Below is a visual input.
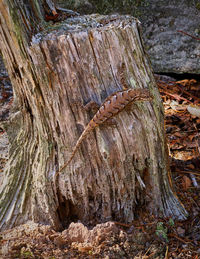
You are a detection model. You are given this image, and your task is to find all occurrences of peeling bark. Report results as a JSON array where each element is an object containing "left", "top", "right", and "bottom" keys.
[{"left": 0, "top": 0, "right": 188, "bottom": 231}]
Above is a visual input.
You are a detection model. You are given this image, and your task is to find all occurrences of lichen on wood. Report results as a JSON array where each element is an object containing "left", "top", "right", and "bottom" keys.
[
  {"left": 0, "top": 4, "right": 188, "bottom": 231},
  {"left": 30, "top": 14, "right": 187, "bottom": 225}
]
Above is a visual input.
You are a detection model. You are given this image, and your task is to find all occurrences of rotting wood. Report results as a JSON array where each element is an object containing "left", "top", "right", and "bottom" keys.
[
  {"left": 0, "top": 0, "right": 188, "bottom": 231},
  {"left": 57, "top": 88, "right": 152, "bottom": 173}
]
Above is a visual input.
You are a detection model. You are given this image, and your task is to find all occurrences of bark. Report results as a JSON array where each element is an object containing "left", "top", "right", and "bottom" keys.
[{"left": 0, "top": 1, "right": 188, "bottom": 231}]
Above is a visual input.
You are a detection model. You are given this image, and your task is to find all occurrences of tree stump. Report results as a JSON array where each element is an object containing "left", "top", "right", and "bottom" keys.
[{"left": 0, "top": 3, "right": 188, "bottom": 231}]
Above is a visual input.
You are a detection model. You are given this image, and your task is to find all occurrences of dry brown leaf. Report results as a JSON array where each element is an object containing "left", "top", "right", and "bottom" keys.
[
  {"left": 187, "top": 164, "right": 195, "bottom": 170},
  {"left": 174, "top": 132, "right": 183, "bottom": 138},
  {"left": 78, "top": 245, "right": 93, "bottom": 252},
  {"left": 188, "top": 135, "right": 195, "bottom": 141},
  {"left": 176, "top": 79, "right": 190, "bottom": 86},
  {"left": 182, "top": 175, "right": 192, "bottom": 190},
  {"left": 189, "top": 79, "right": 197, "bottom": 84}
]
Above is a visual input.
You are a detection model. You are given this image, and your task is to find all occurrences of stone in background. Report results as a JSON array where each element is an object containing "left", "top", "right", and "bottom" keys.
[
  {"left": 0, "top": 54, "right": 8, "bottom": 77},
  {"left": 56, "top": 0, "right": 200, "bottom": 74}
]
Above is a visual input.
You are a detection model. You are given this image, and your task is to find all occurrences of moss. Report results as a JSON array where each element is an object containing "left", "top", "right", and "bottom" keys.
[
  {"left": 8, "top": 0, "right": 45, "bottom": 49},
  {"left": 20, "top": 250, "right": 34, "bottom": 258},
  {"left": 196, "top": 2, "right": 200, "bottom": 10},
  {"left": 67, "top": 0, "right": 148, "bottom": 17},
  {"left": 194, "top": 28, "right": 200, "bottom": 35},
  {"left": 169, "top": 18, "right": 175, "bottom": 27}
]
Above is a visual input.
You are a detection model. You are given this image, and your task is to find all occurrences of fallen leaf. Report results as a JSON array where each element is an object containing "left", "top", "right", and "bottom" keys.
[
  {"left": 188, "top": 135, "right": 194, "bottom": 141},
  {"left": 182, "top": 175, "right": 192, "bottom": 190},
  {"left": 187, "top": 164, "right": 195, "bottom": 170},
  {"left": 174, "top": 132, "right": 183, "bottom": 138},
  {"left": 78, "top": 245, "right": 93, "bottom": 252},
  {"left": 176, "top": 79, "right": 190, "bottom": 86}
]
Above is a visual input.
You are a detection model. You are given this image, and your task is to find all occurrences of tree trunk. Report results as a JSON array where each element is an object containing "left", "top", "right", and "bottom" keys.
[{"left": 0, "top": 1, "right": 188, "bottom": 231}]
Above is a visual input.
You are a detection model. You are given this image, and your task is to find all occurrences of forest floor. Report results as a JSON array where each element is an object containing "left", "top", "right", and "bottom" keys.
[{"left": 0, "top": 70, "right": 200, "bottom": 258}]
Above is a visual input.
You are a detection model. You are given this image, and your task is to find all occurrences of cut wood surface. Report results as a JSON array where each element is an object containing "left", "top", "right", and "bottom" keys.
[
  {"left": 29, "top": 14, "right": 187, "bottom": 225},
  {"left": 0, "top": 4, "right": 187, "bottom": 231}
]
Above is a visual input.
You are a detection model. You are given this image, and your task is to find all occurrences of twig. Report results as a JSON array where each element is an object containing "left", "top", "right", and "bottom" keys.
[
  {"left": 114, "top": 221, "right": 156, "bottom": 228},
  {"left": 168, "top": 233, "right": 192, "bottom": 244},
  {"left": 164, "top": 245, "right": 169, "bottom": 259},
  {"left": 175, "top": 85, "right": 200, "bottom": 102},
  {"left": 114, "top": 221, "right": 132, "bottom": 227},
  {"left": 159, "top": 88, "right": 193, "bottom": 103},
  {"left": 193, "top": 123, "right": 200, "bottom": 155},
  {"left": 157, "top": 81, "right": 200, "bottom": 102},
  {"left": 177, "top": 30, "right": 200, "bottom": 41},
  {"left": 144, "top": 244, "right": 154, "bottom": 256},
  {"left": 176, "top": 170, "right": 200, "bottom": 176}
]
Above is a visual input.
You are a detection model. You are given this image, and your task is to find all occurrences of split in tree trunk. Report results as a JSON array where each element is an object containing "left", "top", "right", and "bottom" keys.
[{"left": 0, "top": 0, "right": 188, "bottom": 231}]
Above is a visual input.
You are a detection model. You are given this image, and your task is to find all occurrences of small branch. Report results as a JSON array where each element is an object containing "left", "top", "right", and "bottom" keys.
[
  {"left": 159, "top": 88, "right": 193, "bottom": 104},
  {"left": 176, "top": 170, "right": 200, "bottom": 177},
  {"left": 177, "top": 30, "right": 200, "bottom": 41},
  {"left": 168, "top": 233, "right": 192, "bottom": 244}
]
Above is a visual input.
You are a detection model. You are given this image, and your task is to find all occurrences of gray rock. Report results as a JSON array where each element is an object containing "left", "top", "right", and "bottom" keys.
[
  {"left": 56, "top": 0, "right": 200, "bottom": 74},
  {"left": 141, "top": 0, "right": 200, "bottom": 74},
  {"left": 0, "top": 55, "right": 8, "bottom": 77}
]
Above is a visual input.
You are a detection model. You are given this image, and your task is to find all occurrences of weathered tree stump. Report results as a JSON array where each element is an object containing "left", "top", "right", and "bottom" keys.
[{"left": 0, "top": 0, "right": 187, "bottom": 231}]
